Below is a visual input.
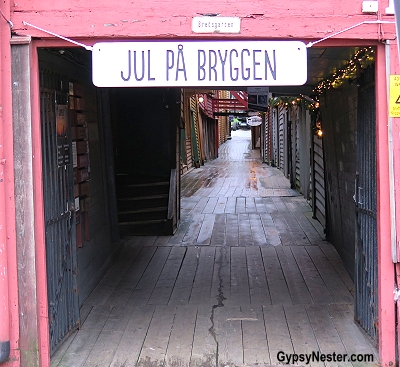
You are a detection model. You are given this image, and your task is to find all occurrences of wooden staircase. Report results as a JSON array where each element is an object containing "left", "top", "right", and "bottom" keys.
[{"left": 116, "top": 173, "right": 175, "bottom": 235}]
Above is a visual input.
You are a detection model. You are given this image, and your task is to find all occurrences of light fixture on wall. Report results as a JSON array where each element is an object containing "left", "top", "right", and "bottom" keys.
[
  {"left": 316, "top": 120, "right": 323, "bottom": 139},
  {"left": 198, "top": 95, "right": 204, "bottom": 103}
]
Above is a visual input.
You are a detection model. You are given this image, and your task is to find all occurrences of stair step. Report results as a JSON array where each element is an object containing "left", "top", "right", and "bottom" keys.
[
  {"left": 118, "top": 207, "right": 168, "bottom": 222},
  {"left": 117, "top": 183, "right": 169, "bottom": 197},
  {"left": 118, "top": 194, "right": 169, "bottom": 201},
  {"left": 119, "top": 181, "right": 169, "bottom": 188},
  {"left": 117, "top": 195, "right": 169, "bottom": 211},
  {"left": 119, "top": 206, "right": 168, "bottom": 215},
  {"left": 119, "top": 219, "right": 170, "bottom": 236},
  {"left": 116, "top": 174, "right": 168, "bottom": 185}
]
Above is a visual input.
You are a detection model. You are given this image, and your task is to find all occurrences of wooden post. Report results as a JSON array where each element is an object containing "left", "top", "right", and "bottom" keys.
[
  {"left": 11, "top": 39, "right": 49, "bottom": 367},
  {"left": 376, "top": 41, "right": 396, "bottom": 367}
]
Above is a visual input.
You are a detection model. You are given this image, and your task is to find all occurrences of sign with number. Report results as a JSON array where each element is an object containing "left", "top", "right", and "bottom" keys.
[{"left": 389, "top": 75, "right": 400, "bottom": 117}]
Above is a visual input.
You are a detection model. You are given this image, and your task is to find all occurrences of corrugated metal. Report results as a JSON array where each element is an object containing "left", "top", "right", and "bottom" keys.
[
  {"left": 294, "top": 107, "right": 301, "bottom": 191},
  {"left": 40, "top": 69, "right": 80, "bottom": 354},
  {"left": 185, "top": 138, "right": 193, "bottom": 170},
  {"left": 263, "top": 108, "right": 271, "bottom": 164},
  {"left": 313, "top": 136, "right": 326, "bottom": 226},
  {"left": 190, "top": 96, "right": 201, "bottom": 167},
  {"left": 354, "top": 65, "right": 378, "bottom": 343},
  {"left": 278, "top": 105, "right": 285, "bottom": 171},
  {"left": 182, "top": 93, "right": 193, "bottom": 174},
  {"left": 272, "top": 108, "right": 278, "bottom": 167}
]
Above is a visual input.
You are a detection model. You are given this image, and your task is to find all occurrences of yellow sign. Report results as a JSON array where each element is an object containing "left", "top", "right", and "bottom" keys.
[{"left": 389, "top": 75, "right": 400, "bottom": 117}]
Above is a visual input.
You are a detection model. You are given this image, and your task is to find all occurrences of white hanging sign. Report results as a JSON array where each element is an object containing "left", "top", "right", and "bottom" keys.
[
  {"left": 92, "top": 40, "right": 307, "bottom": 87},
  {"left": 247, "top": 116, "right": 262, "bottom": 126},
  {"left": 192, "top": 17, "right": 241, "bottom": 33}
]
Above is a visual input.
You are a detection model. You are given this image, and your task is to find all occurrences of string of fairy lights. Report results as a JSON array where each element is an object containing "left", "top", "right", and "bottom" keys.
[
  {"left": 267, "top": 46, "right": 375, "bottom": 138},
  {"left": 312, "top": 46, "right": 375, "bottom": 94}
]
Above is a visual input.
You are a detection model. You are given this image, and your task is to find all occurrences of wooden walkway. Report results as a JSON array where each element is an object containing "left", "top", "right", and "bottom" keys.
[{"left": 52, "top": 131, "right": 378, "bottom": 367}]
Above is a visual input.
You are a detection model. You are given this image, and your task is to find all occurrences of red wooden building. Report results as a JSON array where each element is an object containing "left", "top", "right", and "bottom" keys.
[{"left": 0, "top": 0, "right": 400, "bottom": 366}]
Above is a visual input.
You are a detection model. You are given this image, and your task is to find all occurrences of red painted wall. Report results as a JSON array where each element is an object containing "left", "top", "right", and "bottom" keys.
[
  {"left": 9, "top": 0, "right": 396, "bottom": 41},
  {"left": 1, "top": 1, "right": 399, "bottom": 367}
]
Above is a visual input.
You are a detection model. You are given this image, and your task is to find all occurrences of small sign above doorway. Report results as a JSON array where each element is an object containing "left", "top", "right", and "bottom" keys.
[{"left": 191, "top": 16, "right": 241, "bottom": 33}]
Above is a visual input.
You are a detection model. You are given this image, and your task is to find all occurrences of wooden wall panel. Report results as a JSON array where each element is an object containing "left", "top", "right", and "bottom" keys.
[{"left": 10, "top": 1, "right": 394, "bottom": 40}]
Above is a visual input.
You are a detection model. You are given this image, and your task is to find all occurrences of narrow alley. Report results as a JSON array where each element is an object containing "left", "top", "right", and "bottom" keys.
[{"left": 51, "top": 130, "right": 378, "bottom": 367}]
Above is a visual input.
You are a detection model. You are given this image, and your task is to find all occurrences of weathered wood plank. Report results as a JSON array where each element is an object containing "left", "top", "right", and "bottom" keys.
[
  {"left": 238, "top": 213, "right": 254, "bottom": 246},
  {"left": 165, "top": 305, "right": 197, "bottom": 367},
  {"left": 319, "top": 243, "right": 355, "bottom": 295},
  {"left": 181, "top": 196, "right": 201, "bottom": 212},
  {"left": 223, "top": 187, "right": 237, "bottom": 199},
  {"left": 261, "top": 247, "right": 292, "bottom": 305},
  {"left": 281, "top": 197, "right": 299, "bottom": 213},
  {"left": 276, "top": 246, "right": 313, "bottom": 304},
  {"left": 241, "top": 305, "right": 270, "bottom": 365},
  {"left": 306, "top": 304, "right": 352, "bottom": 367},
  {"left": 197, "top": 213, "right": 216, "bottom": 245},
  {"left": 154, "top": 235, "right": 173, "bottom": 247},
  {"left": 140, "top": 235, "right": 157, "bottom": 247},
  {"left": 305, "top": 211, "right": 325, "bottom": 238},
  {"left": 85, "top": 245, "right": 141, "bottom": 307},
  {"left": 326, "top": 303, "right": 378, "bottom": 367},
  {"left": 262, "top": 197, "right": 278, "bottom": 213},
  {"left": 295, "top": 211, "right": 326, "bottom": 244},
  {"left": 291, "top": 246, "right": 334, "bottom": 304},
  {"left": 249, "top": 213, "right": 268, "bottom": 246},
  {"left": 224, "top": 197, "right": 236, "bottom": 214},
  {"left": 53, "top": 306, "right": 113, "bottom": 367},
  {"left": 254, "top": 197, "right": 266, "bottom": 213},
  {"left": 190, "top": 305, "right": 217, "bottom": 367},
  {"left": 202, "top": 197, "right": 218, "bottom": 214},
  {"left": 210, "top": 246, "right": 230, "bottom": 306},
  {"left": 225, "top": 214, "right": 239, "bottom": 247},
  {"left": 169, "top": 247, "right": 200, "bottom": 306},
  {"left": 210, "top": 213, "right": 226, "bottom": 246},
  {"left": 233, "top": 187, "right": 244, "bottom": 197},
  {"left": 189, "top": 247, "right": 216, "bottom": 305},
  {"left": 137, "top": 305, "right": 177, "bottom": 367},
  {"left": 122, "top": 236, "right": 144, "bottom": 246},
  {"left": 182, "top": 214, "right": 205, "bottom": 245},
  {"left": 263, "top": 305, "right": 294, "bottom": 365},
  {"left": 215, "top": 306, "right": 243, "bottom": 366},
  {"left": 270, "top": 211, "right": 296, "bottom": 246},
  {"left": 272, "top": 197, "right": 290, "bottom": 212},
  {"left": 236, "top": 197, "right": 246, "bottom": 213},
  {"left": 126, "top": 247, "right": 172, "bottom": 306},
  {"left": 260, "top": 213, "right": 282, "bottom": 246},
  {"left": 105, "top": 247, "right": 157, "bottom": 307},
  {"left": 147, "top": 247, "right": 187, "bottom": 305},
  {"left": 245, "top": 197, "right": 257, "bottom": 213},
  {"left": 109, "top": 306, "right": 155, "bottom": 367},
  {"left": 191, "top": 197, "right": 210, "bottom": 214},
  {"left": 213, "top": 196, "right": 227, "bottom": 214},
  {"left": 230, "top": 247, "right": 250, "bottom": 304},
  {"left": 306, "top": 246, "right": 354, "bottom": 303},
  {"left": 245, "top": 247, "right": 271, "bottom": 305},
  {"left": 281, "top": 212, "right": 311, "bottom": 246},
  {"left": 284, "top": 305, "right": 323, "bottom": 367},
  {"left": 83, "top": 306, "right": 134, "bottom": 367},
  {"left": 168, "top": 218, "right": 191, "bottom": 245}
]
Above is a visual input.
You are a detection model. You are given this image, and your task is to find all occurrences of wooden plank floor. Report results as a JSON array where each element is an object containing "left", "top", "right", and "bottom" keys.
[{"left": 52, "top": 130, "right": 377, "bottom": 367}]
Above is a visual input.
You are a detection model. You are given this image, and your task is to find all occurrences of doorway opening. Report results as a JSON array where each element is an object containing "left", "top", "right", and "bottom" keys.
[{"left": 36, "top": 45, "right": 379, "bottom": 366}]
